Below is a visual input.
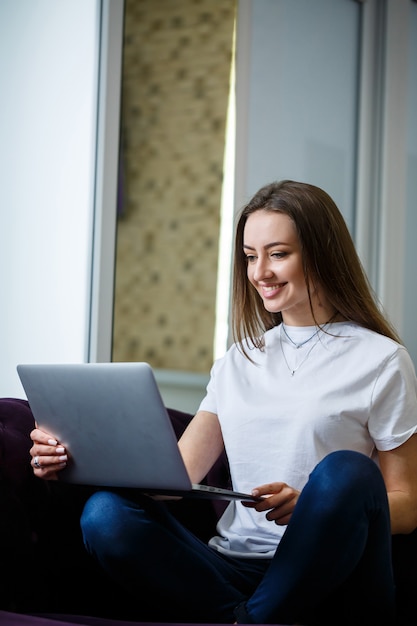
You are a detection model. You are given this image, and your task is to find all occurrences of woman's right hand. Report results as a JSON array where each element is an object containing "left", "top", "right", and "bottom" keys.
[
  {"left": 242, "top": 481, "right": 300, "bottom": 526},
  {"left": 29, "top": 425, "right": 68, "bottom": 480}
]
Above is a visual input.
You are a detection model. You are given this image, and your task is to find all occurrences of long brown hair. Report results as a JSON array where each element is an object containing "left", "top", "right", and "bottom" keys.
[{"left": 232, "top": 180, "right": 401, "bottom": 356}]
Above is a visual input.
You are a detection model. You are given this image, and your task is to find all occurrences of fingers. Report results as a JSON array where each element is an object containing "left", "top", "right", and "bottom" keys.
[
  {"left": 264, "top": 494, "right": 298, "bottom": 525},
  {"left": 249, "top": 482, "right": 288, "bottom": 511},
  {"left": 251, "top": 482, "right": 287, "bottom": 498},
  {"left": 242, "top": 482, "right": 300, "bottom": 526},
  {"left": 30, "top": 427, "right": 68, "bottom": 479},
  {"left": 31, "top": 450, "right": 67, "bottom": 470},
  {"left": 31, "top": 449, "right": 67, "bottom": 470},
  {"left": 30, "top": 427, "right": 58, "bottom": 445}
]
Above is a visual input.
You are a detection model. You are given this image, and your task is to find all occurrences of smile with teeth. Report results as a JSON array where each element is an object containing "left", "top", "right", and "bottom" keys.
[
  {"left": 260, "top": 282, "right": 287, "bottom": 297},
  {"left": 262, "top": 282, "right": 286, "bottom": 290}
]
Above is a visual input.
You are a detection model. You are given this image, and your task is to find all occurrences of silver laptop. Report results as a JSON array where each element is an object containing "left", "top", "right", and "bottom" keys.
[{"left": 17, "top": 362, "right": 259, "bottom": 501}]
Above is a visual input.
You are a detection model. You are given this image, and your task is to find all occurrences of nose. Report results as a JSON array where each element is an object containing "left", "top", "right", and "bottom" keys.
[{"left": 252, "top": 256, "right": 273, "bottom": 282}]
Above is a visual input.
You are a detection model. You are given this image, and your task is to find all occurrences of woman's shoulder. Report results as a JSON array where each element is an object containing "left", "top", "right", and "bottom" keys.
[
  {"left": 333, "top": 322, "right": 412, "bottom": 365},
  {"left": 210, "top": 334, "right": 266, "bottom": 374},
  {"left": 333, "top": 321, "right": 398, "bottom": 344}
]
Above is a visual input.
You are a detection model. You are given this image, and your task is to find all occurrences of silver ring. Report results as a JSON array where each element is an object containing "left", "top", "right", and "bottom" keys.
[{"left": 34, "top": 455, "right": 41, "bottom": 469}]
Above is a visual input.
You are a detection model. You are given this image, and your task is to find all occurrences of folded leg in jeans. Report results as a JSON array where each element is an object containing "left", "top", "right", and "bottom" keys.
[
  {"left": 235, "top": 450, "right": 395, "bottom": 625},
  {"left": 80, "top": 450, "right": 395, "bottom": 625}
]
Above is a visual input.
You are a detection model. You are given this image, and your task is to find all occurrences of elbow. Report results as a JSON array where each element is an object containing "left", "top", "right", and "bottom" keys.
[{"left": 391, "top": 510, "right": 417, "bottom": 535}]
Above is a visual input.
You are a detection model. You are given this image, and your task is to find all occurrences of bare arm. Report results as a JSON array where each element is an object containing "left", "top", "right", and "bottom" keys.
[
  {"left": 378, "top": 434, "right": 417, "bottom": 534},
  {"left": 178, "top": 410, "right": 225, "bottom": 484}
]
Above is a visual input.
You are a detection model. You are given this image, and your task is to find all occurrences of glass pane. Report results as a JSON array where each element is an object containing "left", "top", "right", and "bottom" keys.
[{"left": 112, "top": 0, "right": 236, "bottom": 376}]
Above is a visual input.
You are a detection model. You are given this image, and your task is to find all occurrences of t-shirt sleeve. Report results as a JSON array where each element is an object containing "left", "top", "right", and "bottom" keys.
[
  {"left": 198, "top": 360, "right": 219, "bottom": 415},
  {"left": 369, "top": 346, "right": 417, "bottom": 450}
]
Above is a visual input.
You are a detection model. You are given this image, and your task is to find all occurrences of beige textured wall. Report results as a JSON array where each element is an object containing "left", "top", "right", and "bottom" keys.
[{"left": 112, "top": 0, "right": 236, "bottom": 374}]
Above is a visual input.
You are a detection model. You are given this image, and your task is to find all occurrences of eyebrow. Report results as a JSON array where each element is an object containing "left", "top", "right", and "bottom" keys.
[{"left": 243, "top": 241, "right": 286, "bottom": 251}]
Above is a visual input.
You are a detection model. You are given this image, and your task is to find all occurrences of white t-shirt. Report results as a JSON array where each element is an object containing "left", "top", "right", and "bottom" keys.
[{"left": 198, "top": 322, "right": 417, "bottom": 558}]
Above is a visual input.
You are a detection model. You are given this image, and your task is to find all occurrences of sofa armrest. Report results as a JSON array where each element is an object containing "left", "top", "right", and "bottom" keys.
[{"left": 0, "top": 398, "right": 35, "bottom": 490}]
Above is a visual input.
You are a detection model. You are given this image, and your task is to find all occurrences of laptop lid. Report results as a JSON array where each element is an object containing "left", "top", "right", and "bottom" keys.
[
  {"left": 17, "top": 362, "right": 259, "bottom": 502},
  {"left": 18, "top": 362, "right": 194, "bottom": 491}
]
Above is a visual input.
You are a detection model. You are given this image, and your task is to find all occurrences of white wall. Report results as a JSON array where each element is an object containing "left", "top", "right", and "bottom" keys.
[{"left": 0, "top": 0, "right": 123, "bottom": 397}]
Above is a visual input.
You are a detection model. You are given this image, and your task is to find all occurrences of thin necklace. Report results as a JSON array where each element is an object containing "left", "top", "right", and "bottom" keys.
[
  {"left": 281, "top": 323, "right": 320, "bottom": 349},
  {"left": 279, "top": 333, "right": 319, "bottom": 376}
]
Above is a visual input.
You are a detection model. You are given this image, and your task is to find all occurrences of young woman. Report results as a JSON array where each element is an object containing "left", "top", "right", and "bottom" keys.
[{"left": 30, "top": 180, "right": 417, "bottom": 625}]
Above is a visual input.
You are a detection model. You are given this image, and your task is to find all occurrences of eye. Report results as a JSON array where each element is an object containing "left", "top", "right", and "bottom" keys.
[
  {"left": 271, "top": 251, "right": 287, "bottom": 259},
  {"left": 245, "top": 254, "right": 256, "bottom": 263}
]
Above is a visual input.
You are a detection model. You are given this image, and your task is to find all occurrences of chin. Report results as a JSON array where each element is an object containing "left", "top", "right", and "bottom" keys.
[{"left": 263, "top": 302, "right": 282, "bottom": 314}]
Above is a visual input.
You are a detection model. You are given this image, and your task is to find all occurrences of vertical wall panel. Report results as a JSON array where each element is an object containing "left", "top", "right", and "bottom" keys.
[
  {"left": 403, "top": 1, "right": 417, "bottom": 366},
  {"left": 0, "top": 1, "right": 101, "bottom": 397},
  {"left": 235, "top": 0, "right": 360, "bottom": 230}
]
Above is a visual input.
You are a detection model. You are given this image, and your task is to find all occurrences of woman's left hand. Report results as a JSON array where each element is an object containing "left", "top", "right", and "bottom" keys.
[{"left": 242, "top": 482, "right": 300, "bottom": 525}]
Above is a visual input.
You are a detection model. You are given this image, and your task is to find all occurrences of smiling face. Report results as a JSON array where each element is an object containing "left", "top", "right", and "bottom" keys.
[{"left": 243, "top": 209, "right": 332, "bottom": 326}]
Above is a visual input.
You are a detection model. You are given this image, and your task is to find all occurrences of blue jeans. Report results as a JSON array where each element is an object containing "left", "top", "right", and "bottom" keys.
[{"left": 80, "top": 450, "right": 395, "bottom": 625}]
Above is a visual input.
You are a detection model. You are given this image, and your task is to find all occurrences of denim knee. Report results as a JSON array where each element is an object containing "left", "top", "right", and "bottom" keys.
[
  {"left": 313, "top": 450, "right": 384, "bottom": 491},
  {"left": 80, "top": 490, "right": 124, "bottom": 551}
]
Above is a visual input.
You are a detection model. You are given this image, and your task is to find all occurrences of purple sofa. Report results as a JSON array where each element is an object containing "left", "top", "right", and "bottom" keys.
[{"left": 0, "top": 397, "right": 416, "bottom": 625}]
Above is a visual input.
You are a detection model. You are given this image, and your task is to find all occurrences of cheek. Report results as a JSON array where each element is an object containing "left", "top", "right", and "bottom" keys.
[
  {"left": 246, "top": 264, "right": 254, "bottom": 284},
  {"left": 248, "top": 269, "right": 260, "bottom": 290},
  {"left": 289, "top": 260, "right": 306, "bottom": 287}
]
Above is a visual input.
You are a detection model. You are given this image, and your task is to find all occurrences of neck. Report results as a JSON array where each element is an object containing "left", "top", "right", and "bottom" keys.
[{"left": 282, "top": 307, "right": 340, "bottom": 328}]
